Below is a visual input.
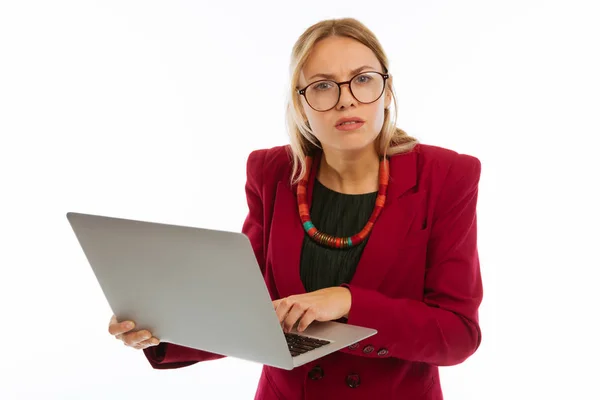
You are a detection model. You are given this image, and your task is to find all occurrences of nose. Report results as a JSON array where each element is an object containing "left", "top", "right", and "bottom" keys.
[{"left": 336, "top": 82, "right": 356, "bottom": 109}]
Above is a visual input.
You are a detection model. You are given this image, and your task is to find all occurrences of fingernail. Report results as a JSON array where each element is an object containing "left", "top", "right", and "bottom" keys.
[{"left": 126, "top": 322, "right": 134, "bottom": 329}]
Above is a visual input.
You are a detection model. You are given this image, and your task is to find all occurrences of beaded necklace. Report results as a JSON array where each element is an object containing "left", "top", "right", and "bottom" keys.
[{"left": 296, "top": 154, "right": 389, "bottom": 249}]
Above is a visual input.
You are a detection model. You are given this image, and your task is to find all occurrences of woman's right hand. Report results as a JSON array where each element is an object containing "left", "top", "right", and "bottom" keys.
[{"left": 108, "top": 314, "right": 160, "bottom": 350}]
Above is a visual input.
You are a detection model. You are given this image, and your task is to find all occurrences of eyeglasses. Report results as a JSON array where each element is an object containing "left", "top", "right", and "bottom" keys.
[{"left": 297, "top": 71, "right": 390, "bottom": 112}]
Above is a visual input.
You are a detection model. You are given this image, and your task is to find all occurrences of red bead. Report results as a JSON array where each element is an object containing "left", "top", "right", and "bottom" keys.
[{"left": 296, "top": 154, "right": 388, "bottom": 249}]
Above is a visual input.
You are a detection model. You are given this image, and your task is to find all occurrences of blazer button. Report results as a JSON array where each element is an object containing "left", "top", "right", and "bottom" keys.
[
  {"left": 363, "top": 345, "right": 375, "bottom": 354},
  {"left": 308, "top": 365, "right": 324, "bottom": 380},
  {"left": 348, "top": 342, "right": 359, "bottom": 350},
  {"left": 377, "top": 348, "right": 389, "bottom": 357},
  {"left": 346, "top": 373, "right": 361, "bottom": 388}
]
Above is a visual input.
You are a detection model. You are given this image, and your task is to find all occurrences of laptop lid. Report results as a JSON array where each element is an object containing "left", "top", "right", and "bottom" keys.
[{"left": 67, "top": 212, "right": 295, "bottom": 369}]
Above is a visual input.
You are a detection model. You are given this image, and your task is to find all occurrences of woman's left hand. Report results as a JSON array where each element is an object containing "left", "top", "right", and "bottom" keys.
[{"left": 272, "top": 287, "right": 352, "bottom": 333}]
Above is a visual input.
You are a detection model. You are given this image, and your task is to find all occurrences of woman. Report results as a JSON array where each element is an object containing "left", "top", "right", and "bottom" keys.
[{"left": 109, "top": 17, "right": 483, "bottom": 399}]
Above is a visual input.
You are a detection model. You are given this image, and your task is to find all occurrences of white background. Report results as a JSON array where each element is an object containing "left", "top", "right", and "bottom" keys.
[{"left": 1, "top": 1, "right": 599, "bottom": 399}]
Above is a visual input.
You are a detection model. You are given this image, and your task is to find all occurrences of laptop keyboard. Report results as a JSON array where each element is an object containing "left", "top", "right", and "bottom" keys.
[{"left": 284, "top": 332, "right": 330, "bottom": 357}]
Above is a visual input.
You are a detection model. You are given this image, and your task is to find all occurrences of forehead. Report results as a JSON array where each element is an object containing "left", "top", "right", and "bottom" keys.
[{"left": 300, "top": 36, "right": 381, "bottom": 83}]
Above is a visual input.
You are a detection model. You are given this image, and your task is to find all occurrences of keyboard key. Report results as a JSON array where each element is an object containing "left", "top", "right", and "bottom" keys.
[{"left": 284, "top": 333, "right": 331, "bottom": 357}]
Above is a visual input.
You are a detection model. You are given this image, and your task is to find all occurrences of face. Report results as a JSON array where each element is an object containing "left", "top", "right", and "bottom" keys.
[{"left": 298, "top": 36, "right": 392, "bottom": 154}]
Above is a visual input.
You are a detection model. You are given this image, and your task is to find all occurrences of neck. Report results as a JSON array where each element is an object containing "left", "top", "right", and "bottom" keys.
[{"left": 316, "top": 145, "right": 380, "bottom": 194}]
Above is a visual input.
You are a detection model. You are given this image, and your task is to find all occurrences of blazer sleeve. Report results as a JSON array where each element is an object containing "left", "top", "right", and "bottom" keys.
[
  {"left": 339, "top": 153, "right": 483, "bottom": 366},
  {"left": 143, "top": 150, "right": 267, "bottom": 369}
]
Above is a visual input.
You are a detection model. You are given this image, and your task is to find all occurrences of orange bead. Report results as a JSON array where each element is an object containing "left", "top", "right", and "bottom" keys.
[{"left": 297, "top": 154, "right": 389, "bottom": 249}]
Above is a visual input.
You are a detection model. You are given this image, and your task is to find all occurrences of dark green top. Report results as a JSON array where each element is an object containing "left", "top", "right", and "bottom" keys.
[{"left": 299, "top": 179, "right": 378, "bottom": 293}]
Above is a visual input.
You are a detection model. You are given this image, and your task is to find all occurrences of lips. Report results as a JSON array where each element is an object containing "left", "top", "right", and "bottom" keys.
[{"left": 335, "top": 117, "right": 365, "bottom": 127}]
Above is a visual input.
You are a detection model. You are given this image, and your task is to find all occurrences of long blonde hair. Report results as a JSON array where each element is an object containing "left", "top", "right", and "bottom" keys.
[{"left": 285, "top": 18, "right": 419, "bottom": 185}]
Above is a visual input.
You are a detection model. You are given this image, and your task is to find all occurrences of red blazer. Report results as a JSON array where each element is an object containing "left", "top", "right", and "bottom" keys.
[{"left": 144, "top": 143, "right": 483, "bottom": 400}]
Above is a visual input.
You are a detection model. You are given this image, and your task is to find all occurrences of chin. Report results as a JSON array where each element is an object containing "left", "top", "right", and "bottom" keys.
[
  {"left": 330, "top": 131, "right": 377, "bottom": 151},
  {"left": 326, "top": 138, "right": 377, "bottom": 153}
]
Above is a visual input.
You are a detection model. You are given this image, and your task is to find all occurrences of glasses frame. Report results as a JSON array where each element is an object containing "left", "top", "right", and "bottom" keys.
[{"left": 296, "top": 71, "right": 390, "bottom": 112}]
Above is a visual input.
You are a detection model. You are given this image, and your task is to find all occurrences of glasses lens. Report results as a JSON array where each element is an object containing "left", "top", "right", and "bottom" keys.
[
  {"left": 305, "top": 72, "right": 385, "bottom": 111},
  {"left": 305, "top": 80, "right": 339, "bottom": 111},
  {"left": 350, "top": 72, "right": 385, "bottom": 104}
]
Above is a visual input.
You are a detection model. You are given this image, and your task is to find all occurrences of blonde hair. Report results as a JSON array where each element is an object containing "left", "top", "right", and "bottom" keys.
[{"left": 285, "top": 17, "right": 419, "bottom": 185}]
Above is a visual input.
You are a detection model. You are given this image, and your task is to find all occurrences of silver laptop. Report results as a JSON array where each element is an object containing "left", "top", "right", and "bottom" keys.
[{"left": 66, "top": 212, "right": 377, "bottom": 370}]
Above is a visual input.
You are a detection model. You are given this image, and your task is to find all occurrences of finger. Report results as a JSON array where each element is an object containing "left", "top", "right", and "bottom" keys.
[
  {"left": 274, "top": 298, "right": 294, "bottom": 323},
  {"left": 132, "top": 337, "right": 160, "bottom": 350},
  {"left": 297, "top": 307, "right": 317, "bottom": 332},
  {"left": 283, "top": 303, "right": 307, "bottom": 333},
  {"left": 272, "top": 299, "right": 281, "bottom": 309},
  {"left": 109, "top": 319, "right": 135, "bottom": 336},
  {"left": 122, "top": 330, "right": 153, "bottom": 346},
  {"left": 108, "top": 315, "right": 119, "bottom": 334}
]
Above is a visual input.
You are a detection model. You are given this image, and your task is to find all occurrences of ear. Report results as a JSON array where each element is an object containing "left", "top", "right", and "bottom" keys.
[
  {"left": 384, "top": 88, "right": 392, "bottom": 109},
  {"left": 384, "top": 76, "right": 393, "bottom": 109}
]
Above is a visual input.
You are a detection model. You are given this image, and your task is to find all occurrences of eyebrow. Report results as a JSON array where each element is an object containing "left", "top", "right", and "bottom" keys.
[{"left": 308, "top": 65, "right": 376, "bottom": 81}]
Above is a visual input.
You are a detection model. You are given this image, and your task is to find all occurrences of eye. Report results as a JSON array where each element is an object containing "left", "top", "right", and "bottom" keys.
[
  {"left": 355, "top": 74, "right": 372, "bottom": 84},
  {"left": 313, "top": 81, "right": 335, "bottom": 91}
]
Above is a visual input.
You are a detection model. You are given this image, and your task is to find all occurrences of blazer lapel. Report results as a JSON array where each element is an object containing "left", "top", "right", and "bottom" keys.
[
  {"left": 349, "top": 148, "right": 422, "bottom": 290},
  {"left": 268, "top": 153, "right": 321, "bottom": 298},
  {"left": 269, "top": 181, "right": 306, "bottom": 298}
]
